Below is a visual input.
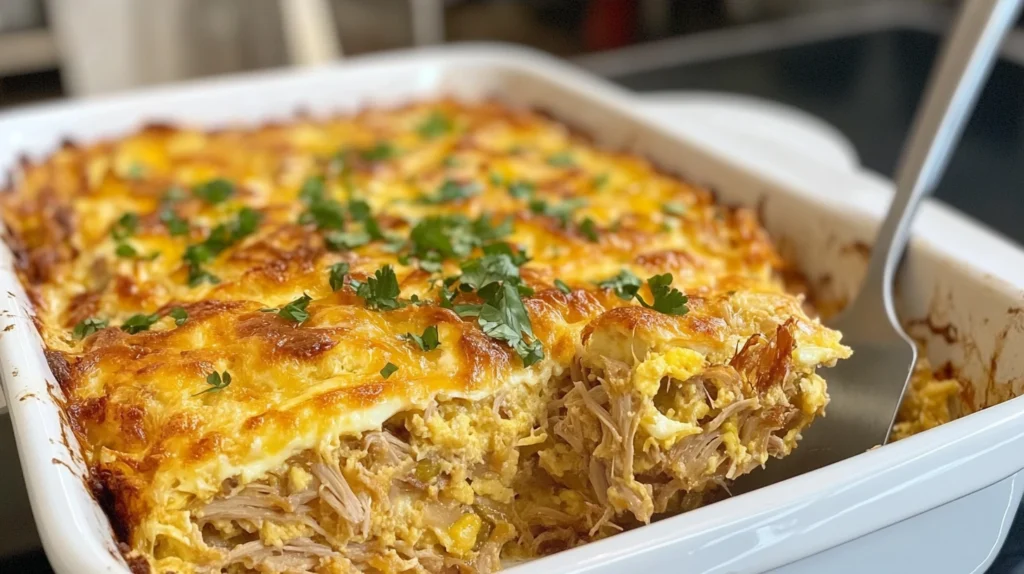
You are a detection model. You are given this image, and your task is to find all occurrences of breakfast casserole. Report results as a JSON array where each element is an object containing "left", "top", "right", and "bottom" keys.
[{"left": 1, "top": 99, "right": 855, "bottom": 573}]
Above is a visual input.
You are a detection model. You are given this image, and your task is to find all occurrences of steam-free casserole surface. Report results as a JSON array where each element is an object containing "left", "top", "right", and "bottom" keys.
[{"left": 1, "top": 98, "right": 851, "bottom": 572}]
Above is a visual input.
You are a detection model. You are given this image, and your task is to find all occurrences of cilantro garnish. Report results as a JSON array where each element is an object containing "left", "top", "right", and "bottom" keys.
[
  {"left": 328, "top": 262, "right": 350, "bottom": 291},
  {"left": 121, "top": 313, "right": 160, "bottom": 334},
  {"left": 361, "top": 142, "right": 397, "bottom": 162},
  {"left": 529, "top": 197, "right": 587, "bottom": 227},
  {"left": 554, "top": 279, "right": 571, "bottom": 294},
  {"left": 507, "top": 180, "right": 535, "bottom": 199},
  {"left": 160, "top": 208, "right": 189, "bottom": 236},
  {"left": 193, "top": 178, "right": 234, "bottom": 205},
  {"left": 418, "top": 112, "right": 452, "bottom": 139},
  {"left": 402, "top": 325, "right": 440, "bottom": 351},
  {"left": 73, "top": 317, "right": 108, "bottom": 340},
  {"left": 489, "top": 172, "right": 504, "bottom": 186},
  {"left": 347, "top": 199, "right": 385, "bottom": 240},
  {"left": 407, "top": 214, "right": 511, "bottom": 266},
  {"left": 547, "top": 152, "right": 575, "bottom": 167},
  {"left": 596, "top": 269, "right": 643, "bottom": 300},
  {"left": 182, "top": 208, "right": 262, "bottom": 286},
  {"left": 169, "top": 307, "right": 188, "bottom": 326},
  {"left": 110, "top": 213, "right": 139, "bottom": 240},
  {"left": 663, "top": 202, "right": 687, "bottom": 217},
  {"left": 380, "top": 362, "right": 399, "bottom": 379},
  {"left": 325, "top": 230, "right": 370, "bottom": 251},
  {"left": 579, "top": 217, "right": 599, "bottom": 242},
  {"left": 419, "top": 179, "right": 481, "bottom": 205},
  {"left": 637, "top": 273, "right": 689, "bottom": 315},
  {"left": 301, "top": 200, "right": 346, "bottom": 231},
  {"left": 194, "top": 370, "right": 231, "bottom": 396},
  {"left": 444, "top": 252, "right": 543, "bottom": 366},
  {"left": 277, "top": 294, "right": 312, "bottom": 323},
  {"left": 115, "top": 243, "right": 139, "bottom": 258},
  {"left": 351, "top": 265, "right": 404, "bottom": 311},
  {"left": 592, "top": 173, "right": 610, "bottom": 189}
]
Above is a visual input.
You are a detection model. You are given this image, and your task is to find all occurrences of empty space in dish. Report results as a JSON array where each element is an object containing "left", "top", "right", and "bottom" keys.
[{"left": 1, "top": 45, "right": 1023, "bottom": 574}]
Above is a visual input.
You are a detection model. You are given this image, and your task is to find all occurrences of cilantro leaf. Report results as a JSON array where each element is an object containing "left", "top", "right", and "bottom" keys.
[
  {"left": 353, "top": 265, "right": 404, "bottom": 311},
  {"left": 194, "top": 370, "right": 231, "bottom": 396},
  {"left": 110, "top": 213, "right": 139, "bottom": 240},
  {"left": 663, "top": 202, "right": 687, "bottom": 217},
  {"left": 480, "top": 242, "right": 529, "bottom": 266},
  {"left": 300, "top": 198, "right": 346, "bottom": 231},
  {"left": 459, "top": 253, "right": 521, "bottom": 292},
  {"left": 73, "top": 317, "right": 108, "bottom": 340},
  {"left": 169, "top": 307, "right": 188, "bottom": 326},
  {"left": 182, "top": 208, "right": 261, "bottom": 286},
  {"left": 418, "top": 111, "right": 452, "bottom": 139},
  {"left": 547, "top": 152, "right": 575, "bottom": 167},
  {"left": 592, "top": 173, "right": 610, "bottom": 189},
  {"left": 325, "top": 230, "right": 370, "bottom": 251},
  {"left": 115, "top": 242, "right": 139, "bottom": 258},
  {"left": 380, "top": 362, "right": 399, "bottom": 379},
  {"left": 637, "top": 273, "right": 689, "bottom": 316},
  {"left": 596, "top": 269, "right": 642, "bottom": 300},
  {"left": 408, "top": 214, "right": 511, "bottom": 263},
  {"left": 579, "top": 217, "right": 599, "bottom": 242},
  {"left": 529, "top": 197, "right": 587, "bottom": 227},
  {"left": 193, "top": 178, "right": 234, "bottom": 205},
  {"left": 361, "top": 142, "right": 397, "bottom": 162},
  {"left": 187, "top": 267, "right": 221, "bottom": 287},
  {"left": 299, "top": 176, "right": 326, "bottom": 203},
  {"left": 328, "top": 262, "right": 350, "bottom": 291},
  {"left": 278, "top": 293, "right": 312, "bottom": 323},
  {"left": 121, "top": 313, "right": 160, "bottom": 334},
  {"left": 160, "top": 208, "right": 190, "bottom": 236},
  {"left": 419, "top": 179, "right": 481, "bottom": 205},
  {"left": 507, "top": 180, "right": 535, "bottom": 199},
  {"left": 401, "top": 325, "right": 440, "bottom": 351},
  {"left": 554, "top": 279, "right": 571, "bottom": 294}
]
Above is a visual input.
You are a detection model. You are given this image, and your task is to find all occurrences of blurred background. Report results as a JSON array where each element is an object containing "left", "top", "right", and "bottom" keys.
[{"left": 2, "top": 0, "right": 1024, "bottom": 572}]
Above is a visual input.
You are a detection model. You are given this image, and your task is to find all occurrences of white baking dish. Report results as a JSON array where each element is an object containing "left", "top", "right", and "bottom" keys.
[{"left": 2, "top": 44, "right": 1024, "bottom": 574}]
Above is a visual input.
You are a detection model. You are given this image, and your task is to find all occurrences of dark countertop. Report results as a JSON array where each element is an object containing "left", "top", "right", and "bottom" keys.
[{"left": 610, "top": 27, "right": 1024, "bottom": 574}]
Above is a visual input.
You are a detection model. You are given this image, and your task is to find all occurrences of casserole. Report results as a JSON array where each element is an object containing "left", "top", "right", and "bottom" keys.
[{"left": 2, "top": 45, "right": 1024, "bottom": 573}]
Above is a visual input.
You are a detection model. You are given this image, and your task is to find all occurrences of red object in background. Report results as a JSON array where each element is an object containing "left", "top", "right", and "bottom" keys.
[{"left": 584, "top": 0, "right": 636, "bottom": 51}]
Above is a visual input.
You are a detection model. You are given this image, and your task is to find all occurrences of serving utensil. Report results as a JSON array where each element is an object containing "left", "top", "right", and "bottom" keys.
[{"left": 739, "top": 0, "right": 1023, "bottom": 490}]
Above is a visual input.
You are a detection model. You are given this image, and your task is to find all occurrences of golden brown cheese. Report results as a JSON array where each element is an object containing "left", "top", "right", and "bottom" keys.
[{"left": 3, "top": 99, "right": 852, "bottom": 573}]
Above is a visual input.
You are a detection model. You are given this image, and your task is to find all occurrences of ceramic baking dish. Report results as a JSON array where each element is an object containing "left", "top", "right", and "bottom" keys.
[{"left": 2, "top": 45, "right": 1024, "bottom": 574}]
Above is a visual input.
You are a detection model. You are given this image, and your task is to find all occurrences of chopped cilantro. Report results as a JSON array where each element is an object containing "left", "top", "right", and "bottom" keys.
[
  {"left": 480, "top": 242, "right": 529, "bottom": 266},
  {"left": 401, "top": 325, "right": 440, "bottom": 351},
  {"left": 347, "top": 199, "right": 372, "bottom": 221},
  {"left": 300, "top": 198, "right": 346, "bottom": 231},
  {"left": 278, "top": 293, "right": 312, "bottom": 323},
  {"left": 596, "top": 269, "right": 643, "bottom": 300},
  {"left": 110, "top": 213, "right": 139, "bottom": 240},
  {"left": 73, "top": 317, "right": 108, "bottom": 340},
  {"left": 407, "top": 214, "right": 511, "bottom": 264},
  {"left": 380, "top": 362, "right": 399, "bottom": 379},
  {"left": 187, "top": 267, "right": 221, "bottom": 287},
  {"left": 194, "top": 370, "right": 231, "bottom": 396},
  {"left": 419, "top": 179, "right": 480, "bottom": 205},
  {"left": 361, "top": 142, "right": 397, "bottom": 162},
  {"left": 352, "top": 265, "right": 404, "bottom": 311},
  {"left": 554, "top": 279, "right": 571, "bottom": 294},
  {"left": 121, "top": 313, "right": 160, "bottom": 334},
  {"left": 529, "top": 197, "right": 587, "bottom": 227},
  {"left": 193, "top": 178, "right": 234, "bottom": 205},
  {"left": 115, "top": 242, "right": 139, "bottom": 258},
  {"left": 637, "top": 273, "right": 689, "bottom": 315},
  {"left": 169, "top": 307, "right": 188, "bottom": 326},
  {"left": 328, "top": 262, "right": 350, "bottom": 291},
  {"left": 325, "top": 230, "right": 370, "bottom": 251},
  {"left": 663, "top": 202, "right": 687, "bottom": 217},
  {"left": 579, "top": 217, "right": 599, "bottom": 242},
  {"left": 507, "top": 180, "right": 535, "bottom": 199},
  {"left": 182, "top": 208, "right": 259, "bottom": 286},
  {"left": 592, "top": 173, "right": 610, "bottom": 189},
  {"left": 299, "top": 176, "right": 325, "bottom": 203},
  {"left": 160, "top": 208, "right": 189, "bottom": 236},
  {"left": 446, "top": 252, "right": 543, "bottom": 366},
  {"left": 547, "top": 152, "right": 575, "bottom": 167},
  {"left": 418, "top": 111, "right": 452, "bottom": 139},
  {"left": 489, "top": 172, "right": 504, "bottom": 186}
]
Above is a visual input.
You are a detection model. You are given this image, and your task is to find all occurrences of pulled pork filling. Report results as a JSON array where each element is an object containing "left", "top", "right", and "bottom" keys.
[{"left": 189, "top": 322, "right": 827, "bottom": 573}]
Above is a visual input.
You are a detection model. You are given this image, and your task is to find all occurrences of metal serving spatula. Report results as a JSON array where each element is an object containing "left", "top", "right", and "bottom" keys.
[{"left": 737, "top": 0, "right": 1023, "bottom": 491}]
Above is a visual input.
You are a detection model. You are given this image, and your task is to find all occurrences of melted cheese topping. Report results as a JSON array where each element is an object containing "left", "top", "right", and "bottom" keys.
[{"left": 2, "top": 99, "right": 853, "bottom": 572}]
